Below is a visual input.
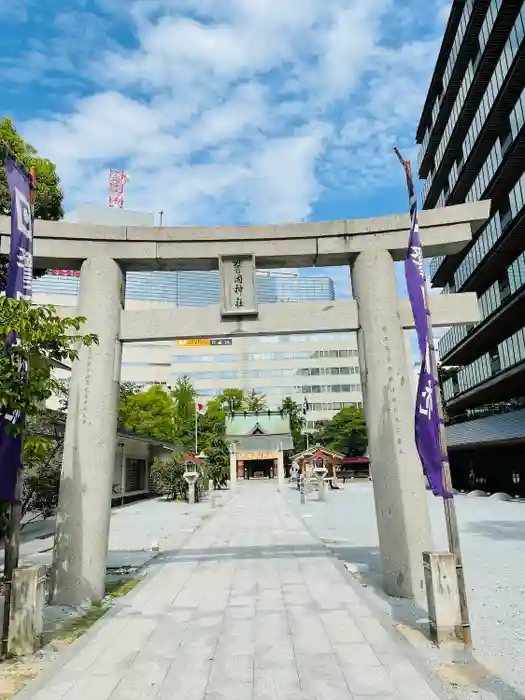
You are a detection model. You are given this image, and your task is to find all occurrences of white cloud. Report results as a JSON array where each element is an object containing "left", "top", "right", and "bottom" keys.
[
  {"left": 437, "top": 2, "right": 452, "bottom": 27},
  {"left": 20, "top": 0, "right": 445, "bottom": 226}
]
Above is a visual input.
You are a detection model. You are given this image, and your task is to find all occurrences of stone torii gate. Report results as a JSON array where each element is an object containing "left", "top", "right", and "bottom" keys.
[{"left": 0, "top": 200, "right": 489, "bottom": 607}]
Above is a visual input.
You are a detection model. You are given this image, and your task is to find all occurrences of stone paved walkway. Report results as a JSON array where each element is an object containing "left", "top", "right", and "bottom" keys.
[{"left": 19, "top": 481, "right": 446, "bottom": 700}]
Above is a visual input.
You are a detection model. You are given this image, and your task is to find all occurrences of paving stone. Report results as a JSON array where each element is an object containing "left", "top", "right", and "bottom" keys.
[
  {"left": 340, "top": 660, "right": 399, "bottom": 696},
  {"left": 62, "top": 673, "right": 122, "bottom": 700},
  {"left": 108, "top": 659, "right": 171, "bottom": 699},
  {"left": 16, "top": 482, "right": 453, "bottom": 700},
  {"left": 294, "top": 652, "right": 354, "bottom": 699},
  {"left": 253, "top": 659, "right": 302, "bottom": 699}
]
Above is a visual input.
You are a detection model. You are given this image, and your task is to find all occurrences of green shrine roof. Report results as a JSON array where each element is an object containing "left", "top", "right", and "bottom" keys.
[
  {"left": 225, "top": 412, "right": 294, "bottom": 452},
  {"left": 226, "top": 413, "right": 291, "bottom": 437}
]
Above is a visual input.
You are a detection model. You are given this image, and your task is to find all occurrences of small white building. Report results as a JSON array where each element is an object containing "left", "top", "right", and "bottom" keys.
[
  {"left": 38, "top": 410, "right": 180, "bottom": 504},
  {"left": 112, "top": 428, "right": 181, "bottom": 504}
]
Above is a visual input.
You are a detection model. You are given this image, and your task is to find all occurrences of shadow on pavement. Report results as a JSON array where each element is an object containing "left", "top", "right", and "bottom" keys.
[{"left": 156, "top": 542, "right": 329, "bottom": 564}]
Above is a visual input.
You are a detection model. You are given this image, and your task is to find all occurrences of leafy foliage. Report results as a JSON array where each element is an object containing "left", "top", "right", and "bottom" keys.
[
  {"left": 150, "top": 455, "right": 186, "bottom": 501},
  {"left": 214, "top": 388, "right": 245, "bottom": 412},
  {"left": 119, "top": 384, "right": 176, "bottom": 442},
  {"left": 0, "top": 117, "right": 63, "bottom": 221},
  {"left": 311, "top": 406, "right": 367, "bottom": 457},
  {"left": 281, "top": 396, "right": 306, "bottom": 450},
  {"left": 120, "top": 381, "right": 232, "bottom": 493},
  {"left": 244, "top": 389, "right": 267, "bottom": 411},
  {"left": 196, "top": 420, "right": 230, "bottom": 489},
  {"left": 150, "top": 453, "right": 211, "bottom": 502},
  {"left": 21, "top": 409, "right": 63, "bottom": 525},
  {"left": 1, "top": 384, "right": 144, "bottom": 536},
  {"left": 171, "top": 376, "right": 197, "bottom": 446},
  {"left": 1, "top": 410, "right": 65, "bottom": 537},
  {"left": 0, "top": 301, "right": 97, "bottom": 534},
  {"left": 0, "top": 257, "right": 6, "bottom": 296},
  {"left": 0, "top": 298, "right": 97, "bottom": 437}
]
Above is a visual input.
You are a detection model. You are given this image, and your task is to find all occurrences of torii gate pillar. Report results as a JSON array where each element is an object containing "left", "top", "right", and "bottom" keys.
[{"left": 352, "top": 248, "right": 433, "bottom": 602}]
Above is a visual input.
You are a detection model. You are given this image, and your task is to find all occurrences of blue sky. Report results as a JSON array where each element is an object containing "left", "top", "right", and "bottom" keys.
[{"left": 1, "top": 0, "right": 450, "bottom": 304}]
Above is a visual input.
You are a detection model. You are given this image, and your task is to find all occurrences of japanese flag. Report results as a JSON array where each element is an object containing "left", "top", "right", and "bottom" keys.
[{"left": 196, "top": 401, "right": 208, "bottom": 415}]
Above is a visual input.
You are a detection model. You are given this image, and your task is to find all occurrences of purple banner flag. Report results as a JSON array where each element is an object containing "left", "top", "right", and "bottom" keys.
[
  {"left": 405, "top": 210, "right": 451, "bottom": 498},
  {"left": 0, "top": 156, "right": 33, "bottom": 502}
]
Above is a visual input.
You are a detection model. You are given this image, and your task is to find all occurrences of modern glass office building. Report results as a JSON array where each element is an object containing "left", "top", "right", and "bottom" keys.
[
  {"left": 34, "top": 272, "right": 360, "bottom": 427},
  {"left": 33, "top": 270, "right": 335, "bottom": 306},
  {"left": 417, "top": 0, "right": 525, "bottom": 494},
  {"left": 170, "top": 332, "right": 362, "bottom": 428}
]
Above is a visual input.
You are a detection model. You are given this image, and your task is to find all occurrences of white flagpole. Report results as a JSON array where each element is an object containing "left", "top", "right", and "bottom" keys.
[
  {"left": 195, "top": 403, "right": 198, "bottom": 455},
  {"left": 304, "top": 397, "right": 310, "bottom": 449}
]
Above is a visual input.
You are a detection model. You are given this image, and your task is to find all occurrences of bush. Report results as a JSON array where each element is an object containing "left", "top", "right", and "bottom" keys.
[
  {"left": 0, "top": 421, "right": 62, "bottom": 540},
  {"left": 150, "top": 456, "right": 210, "bottom": 502},
  {"left": 22, "top": 458, "right": 61, "bottom": 523},
  {"left": 206, "top": 462, "right": 229, "bottom": 490},
  {"left": 150, "top": 456, "right": 186, "bottom": 500}
]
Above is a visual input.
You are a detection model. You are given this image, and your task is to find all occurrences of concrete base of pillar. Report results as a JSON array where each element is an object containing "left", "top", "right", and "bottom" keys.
[
  {"left": 318, "top": 479, "right": 326, "bottom": 502},
  {"left": 8, "top": 565, "right": 46, "bottom": 656},
  {"left": 188, "top": 483, "right": 195, "bottom": 505},
  {"left": 423, "top": 551, "right": 464, "bottom": 645}
]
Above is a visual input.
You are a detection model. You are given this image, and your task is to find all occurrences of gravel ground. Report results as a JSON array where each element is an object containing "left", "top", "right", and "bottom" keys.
[
  {"left": 284, "top": 482, "right": 525, "bottom": 698},
  {"left": 11, "top": 493, "right": 229, "bottom": 571}
]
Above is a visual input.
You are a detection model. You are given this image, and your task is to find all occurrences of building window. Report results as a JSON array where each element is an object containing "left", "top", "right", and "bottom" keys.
[
  {"left": 497, "top": 273, "right": 511, "bottom": 302},
  {"left": 500, "top": 197, "right": 512, "bottom": 230},
  {"left": 500, "top": 116, "right": 513, "bottom": 156},
  {"left": 489, "top": 347, "right": 501, "bottom": 376}
]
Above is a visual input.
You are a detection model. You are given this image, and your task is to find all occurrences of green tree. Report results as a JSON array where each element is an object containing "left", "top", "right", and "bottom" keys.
[
  {"left": 0, "top": 298, "right": 97, "bottom": 436},
  {"left": 1, "top": 121, "right": 64, "bottom": 292},
  {"left": 0, "top": 299, "right": 97, "bottom": 534},
  {"left": 21, "top": 408, "right": 63, "bottom": 527},
  {"left": 244, "top": 389, "right": 267, "bottom": 411},
  {"left": 206, "top": 396, "right": 228, "bottom": 421},
  {"left": 281, "top": 396, "right": 306, "bottom": 450},
  {"left": 171, "top": 376, "right": 196, "bottom": 422},
  {"left": 0, "top": 118, "right": 64, "bottom": 221},
  {"left": 170, "top": 376, "right": 197, "bottom": 447},
  {"left": 215, "top": 388, "right": 245, "bottom": 412},
  {"left": 312, "top": 406, "right": 367, "bottom": 457},
  {"left": 119, "top": 384, "right": 176, "bottom": 442},
  {"left": 170, "top": 378, "right": 232, "bottom": 488},
  {"left": 198, "top": 421, "right": 230, "bottom": 489}
]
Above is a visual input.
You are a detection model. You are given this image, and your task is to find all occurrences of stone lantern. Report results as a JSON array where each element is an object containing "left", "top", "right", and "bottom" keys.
[
  {"left": 183, "top": 457, "right": 199, "bottom": 504},
  {"left": 313, "top": 456, "right": 327, "bottom": 502}
]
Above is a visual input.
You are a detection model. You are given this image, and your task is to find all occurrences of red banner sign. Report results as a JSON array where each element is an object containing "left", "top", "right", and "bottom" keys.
[{"left": 49, "top": 269, "right": 80, "bottom": 277}]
